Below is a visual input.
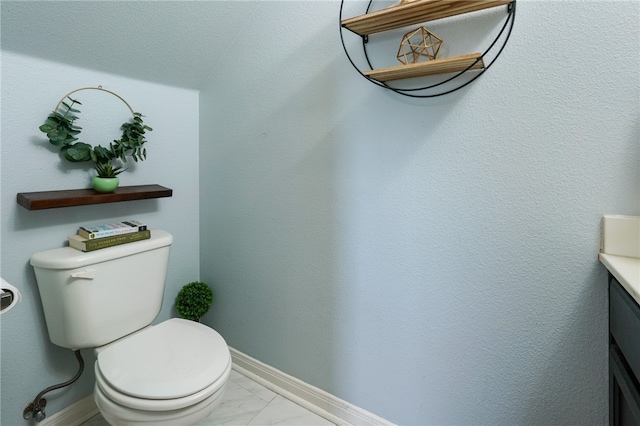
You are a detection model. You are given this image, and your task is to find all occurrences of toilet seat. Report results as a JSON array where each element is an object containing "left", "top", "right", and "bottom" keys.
[
  {"left": 95, "top": 318, "right": 231, "bottom": 411},
  {"left": 95, "top": 360, "right": 231, "bottom": 411}
]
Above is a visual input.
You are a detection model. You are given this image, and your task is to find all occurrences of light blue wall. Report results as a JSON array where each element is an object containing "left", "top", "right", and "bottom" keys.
[
  {"left": 0, "top": 52, "right": 200, "bottom": 425},
  {"left": 199, "top": 1, "right": 639, "bottom": 424},
  {"left": 1, "top": 1, "right": 638, "bottom": 425}
]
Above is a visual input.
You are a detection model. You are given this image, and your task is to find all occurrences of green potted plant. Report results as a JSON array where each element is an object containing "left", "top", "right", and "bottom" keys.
[
  {"left": 175, "top": 281, "right": 214, "bottom": 322},
  {"left": 93, "top": 162, "right": 126, "bottom": 193},
  {"left": 39, "top": 96, "right": 152, "bottom": 193}
]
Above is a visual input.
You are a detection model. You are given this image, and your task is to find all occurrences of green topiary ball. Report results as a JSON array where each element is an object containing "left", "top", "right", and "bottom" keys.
[{"left": 175, "top": 281, "right": 213, "bottom": 321}]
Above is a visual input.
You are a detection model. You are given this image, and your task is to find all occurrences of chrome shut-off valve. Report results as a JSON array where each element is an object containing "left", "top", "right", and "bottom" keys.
[{"left": 23, "top": 397, "right": 47, "bottom": 422}]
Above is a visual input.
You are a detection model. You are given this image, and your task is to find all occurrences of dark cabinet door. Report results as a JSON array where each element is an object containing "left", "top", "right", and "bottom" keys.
[
  {"left": 610, "top": 344, "right": 640, "bottom": 426},
  {"left": 609, "top": 275, "right": 640, "bottom": 426}
]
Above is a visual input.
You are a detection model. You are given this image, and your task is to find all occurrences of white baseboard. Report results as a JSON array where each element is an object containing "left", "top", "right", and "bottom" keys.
[
  {"left": 230, "top": 347, "right": 395, "bottom": 426},
  {"left": 40, "top": 349, "right": 394, "bottom": 426},
  {"left": 39, "top": 394, "right": 99, "bottom": 426}
]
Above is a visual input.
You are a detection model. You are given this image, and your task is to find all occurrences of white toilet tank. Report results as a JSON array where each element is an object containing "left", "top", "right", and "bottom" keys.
[{"left": 30, "top": 230, "right": 173, "bottom": 350}]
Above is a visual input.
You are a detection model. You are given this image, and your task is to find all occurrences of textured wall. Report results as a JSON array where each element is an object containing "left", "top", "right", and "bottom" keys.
[
  {"left": 0, "top": 1, "right": 261, "bottom": 90},
  {"left": 199, "top": 1, "right": 639, "bottom": 424},
  {"left": 1, "top": 0, "right": 638, "bottom": 425},
  {"left": 0, "top": 52, "right": 200, "bottom": 424}
]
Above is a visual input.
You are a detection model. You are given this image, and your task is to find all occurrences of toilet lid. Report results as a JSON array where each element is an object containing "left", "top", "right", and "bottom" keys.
[{"left": 97, "top": 318, "right": 230, "bottom": 400}]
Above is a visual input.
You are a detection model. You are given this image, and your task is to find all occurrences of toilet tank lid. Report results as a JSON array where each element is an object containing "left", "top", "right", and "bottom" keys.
[{"left": 30, "top": 230, "right": 173, "bottom": 270}]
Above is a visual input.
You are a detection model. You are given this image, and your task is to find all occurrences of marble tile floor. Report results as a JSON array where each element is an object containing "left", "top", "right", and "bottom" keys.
[{"left": 82, "top": 369, "right": 336, "bottom": 426}]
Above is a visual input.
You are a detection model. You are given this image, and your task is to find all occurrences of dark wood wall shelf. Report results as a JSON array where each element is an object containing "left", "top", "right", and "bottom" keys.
[{"left": 17, "top": 184, "right": 172, "bottom": 210}]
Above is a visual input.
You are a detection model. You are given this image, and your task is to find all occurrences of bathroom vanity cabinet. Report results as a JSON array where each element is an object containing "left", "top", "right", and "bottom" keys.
[{"left": 609, "top": 274, "right": 640, "bottom": 426}]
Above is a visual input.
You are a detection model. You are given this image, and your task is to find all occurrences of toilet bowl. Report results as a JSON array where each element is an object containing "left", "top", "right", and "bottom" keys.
[
  {"left": 93, "top": 318, "right": 231, "bottom": 426},
  {"left": 95, "top": 381, "right": 228, "bottom": 426}
]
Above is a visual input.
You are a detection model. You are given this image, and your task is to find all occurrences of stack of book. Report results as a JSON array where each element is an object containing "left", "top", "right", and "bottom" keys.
[{"left": 68, "top": 220, "right": 150, "bottom": 252}]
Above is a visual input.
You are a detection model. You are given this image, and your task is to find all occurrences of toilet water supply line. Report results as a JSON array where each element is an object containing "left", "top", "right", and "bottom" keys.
[{"left": 23, "top": 350, "right": 85, "bottom": 422}]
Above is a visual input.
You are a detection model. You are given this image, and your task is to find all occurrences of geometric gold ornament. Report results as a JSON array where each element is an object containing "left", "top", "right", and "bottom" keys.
[{"left": 397, "top": 26, "right": 443, "bottom": 65}]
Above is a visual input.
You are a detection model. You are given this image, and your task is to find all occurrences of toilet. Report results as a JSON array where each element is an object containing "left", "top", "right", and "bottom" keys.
[{"left": 30, "top": 230, "right": 231, "bottom": 426}]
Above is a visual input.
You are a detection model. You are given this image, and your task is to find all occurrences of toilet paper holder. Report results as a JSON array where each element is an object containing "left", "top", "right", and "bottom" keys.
[
  {"left": 1, "top": 278, "right": 22, "bottom": 313},
  {"left": 1, "top": 289, "right": 16, "bottom": 310}
]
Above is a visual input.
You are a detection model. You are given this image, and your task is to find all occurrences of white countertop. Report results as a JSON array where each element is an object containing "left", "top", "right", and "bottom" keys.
[
  {"left": 599, "top": 215, "right": 640, "bottom": 305},
  {"left": 599, "top": 253, "right": 640, "bottom": 304}
]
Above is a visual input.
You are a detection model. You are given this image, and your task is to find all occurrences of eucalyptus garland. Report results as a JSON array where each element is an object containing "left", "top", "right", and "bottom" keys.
[{"left": 39, "top": 96, "right": 152, "bottom": 167}]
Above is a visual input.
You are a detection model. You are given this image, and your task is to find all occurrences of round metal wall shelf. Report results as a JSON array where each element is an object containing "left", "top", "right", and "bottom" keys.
[{"left": 339, "top": 0, "right": 517, "bottom": 98}]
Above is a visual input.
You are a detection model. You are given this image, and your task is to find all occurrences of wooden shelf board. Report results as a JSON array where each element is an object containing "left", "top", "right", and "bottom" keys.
[
  {"left": 341, "top": 0, "right": 513, "bottom": 36},
  {"left": 363, "top": 53, "right": 484, "bottom": 82},
  {"left": 17, "top": 184, "right": 172, "bottom": 210}
]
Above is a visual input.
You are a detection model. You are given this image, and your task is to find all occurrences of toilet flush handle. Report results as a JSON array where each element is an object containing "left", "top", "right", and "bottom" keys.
[{"left": 70, "top": 269, "right": 96, "bottom": 279}]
